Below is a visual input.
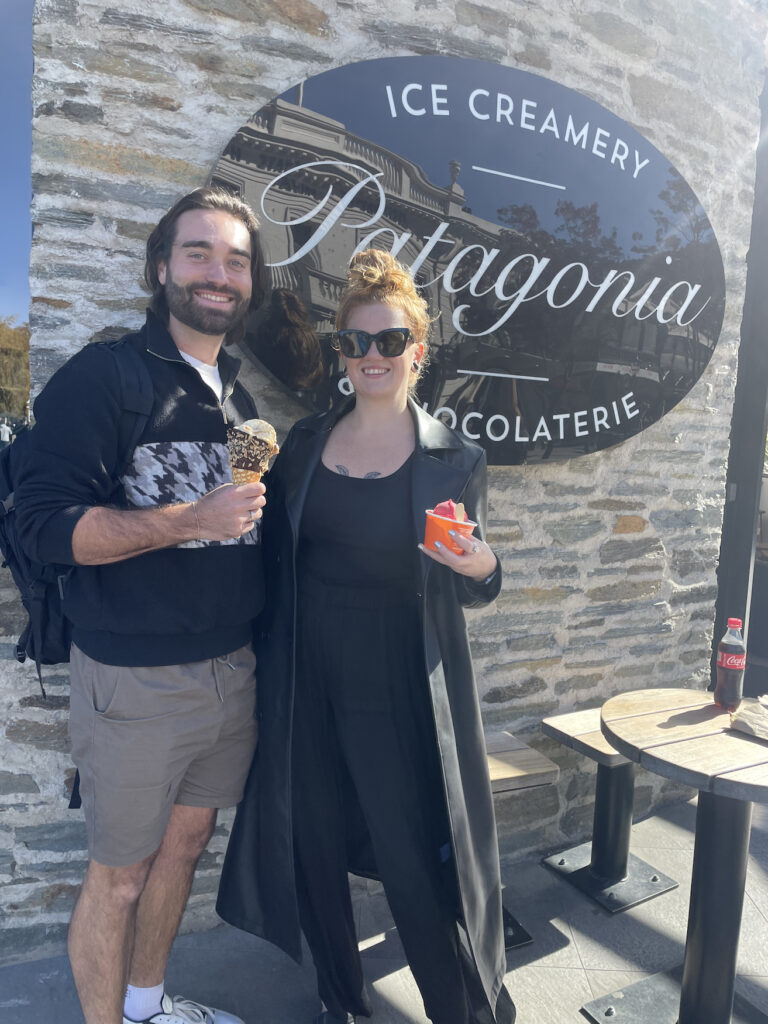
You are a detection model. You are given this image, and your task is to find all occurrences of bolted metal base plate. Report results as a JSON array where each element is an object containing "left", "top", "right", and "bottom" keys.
[
  {"left": 501, "top": 905, "right": 532, "bottom": 950},
  {"left": 542, "top": 842, "right": 678, "bottom": 913},
  {"left": 581, "top": 967, "right": 768, "bottom": 1023}
]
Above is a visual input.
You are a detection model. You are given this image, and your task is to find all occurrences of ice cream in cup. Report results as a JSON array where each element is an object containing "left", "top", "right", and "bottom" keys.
[
  {"left": 227, "top": 419, "right": 279, "bottom": 485},
  {"left": 424, "top": 499, "right": 477, "bottom": 555}
]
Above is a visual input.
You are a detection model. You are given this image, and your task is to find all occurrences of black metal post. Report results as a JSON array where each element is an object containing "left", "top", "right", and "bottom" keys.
[
  {"left": 678, "top": 791, "right": 752, "bottom": 1024},
  {"left": 712, "top": 72, "right": 768, "bottom": 690},
  {"left": 543, "top": 757, "right": 676, "bottom": 913},
  {"left": 589, "top": 762, "right": 635, "bottom": 881}
]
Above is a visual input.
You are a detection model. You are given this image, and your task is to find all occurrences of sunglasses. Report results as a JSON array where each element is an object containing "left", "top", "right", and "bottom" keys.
[{"left": 333, "top": 327, "right": 414, "bottom": 358}]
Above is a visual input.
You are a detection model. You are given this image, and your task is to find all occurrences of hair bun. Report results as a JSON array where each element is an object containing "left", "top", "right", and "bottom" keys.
[
  {"left": 335, "top": 248, "right": 433, "bottom": 355},
  {"left": 347, "top": 249, "right": 413, "bottom": 293}
]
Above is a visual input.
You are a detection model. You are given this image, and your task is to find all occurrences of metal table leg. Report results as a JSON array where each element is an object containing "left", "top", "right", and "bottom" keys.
[
  {"left": 591, "top": 761, "right": 634, "bottom": 878},
  {"left": 543, "top": 762, "right": 677, "bottom": 912},
  {"left": 679, "top": 791, "right": 752, "bottom": 1023},
  {"left": 582, "top": 791, "right": 763, "bottom": 1024}
]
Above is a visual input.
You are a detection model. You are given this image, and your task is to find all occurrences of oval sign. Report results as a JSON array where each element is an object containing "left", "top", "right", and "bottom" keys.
[{"left": 213, "top": 56, "right": 725, "bottom": 464}]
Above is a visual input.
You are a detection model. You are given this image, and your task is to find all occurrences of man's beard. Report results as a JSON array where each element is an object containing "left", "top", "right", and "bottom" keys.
[{"left": 164, "top": 270, "right": 250, "bottom": 336}]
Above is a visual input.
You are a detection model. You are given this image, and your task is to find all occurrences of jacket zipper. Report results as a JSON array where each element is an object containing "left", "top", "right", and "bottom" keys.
[{"left": 149, "top": 350, "right": 236, "bottom": 425}]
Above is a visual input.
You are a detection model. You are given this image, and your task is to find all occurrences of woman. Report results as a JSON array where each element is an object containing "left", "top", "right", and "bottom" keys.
[{"left": 218, "top": 251, "right": 515, "bottom": 1024}]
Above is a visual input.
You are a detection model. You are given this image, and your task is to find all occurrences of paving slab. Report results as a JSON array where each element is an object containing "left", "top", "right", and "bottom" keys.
[
  {"left": 502, "top": 965, "right": 591, "bottom": 1024},
  {"left": 5, "top": 796, "right": 768, "bottom": 1023},
  {"left": 499, "top": 860, "right": 585, "bottom": 969},
  {"left": 626, "top": 799, "right": 697, "bottom": 850},
  {"left": 562, "top": 847, "right": 693, "bottom": 973},
  {"left": 582, "top": 968, "right": 652, "bottom": 1002}
]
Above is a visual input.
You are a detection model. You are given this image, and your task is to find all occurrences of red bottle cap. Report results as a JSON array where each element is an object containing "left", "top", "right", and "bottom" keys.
[{"left": 727, "top": 617, "right": 743, "bottom": 628}]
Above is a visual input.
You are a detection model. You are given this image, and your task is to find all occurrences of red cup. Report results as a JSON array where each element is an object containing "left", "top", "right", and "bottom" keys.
[{"left": 424, "top": 508, "right": 477, "bottom": 554}]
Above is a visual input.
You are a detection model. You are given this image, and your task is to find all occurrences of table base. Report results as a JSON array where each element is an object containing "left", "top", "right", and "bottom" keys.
[
  {"left": 542, "top": 842, "right": 677, "bottom": 912},
  {"left": 581, "top": 967, "right": 768, "bottom": 1024},
  {"left": 501, "top": 905, "right": 532, "bottom": 950}
]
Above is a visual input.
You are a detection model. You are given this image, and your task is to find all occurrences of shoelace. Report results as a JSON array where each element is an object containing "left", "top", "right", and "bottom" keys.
[{"left": 168, "top": 996, "right": 215, "bottom": 1023}]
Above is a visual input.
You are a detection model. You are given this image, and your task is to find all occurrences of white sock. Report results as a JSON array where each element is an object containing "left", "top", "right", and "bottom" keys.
[{"left": 124, "top": 982, "right": 165, "bottom": 1021}]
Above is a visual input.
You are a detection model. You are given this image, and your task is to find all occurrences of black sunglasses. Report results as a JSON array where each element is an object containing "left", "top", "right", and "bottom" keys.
[{"left": 333, "top": 327, "right": 414, "bottom": 358}]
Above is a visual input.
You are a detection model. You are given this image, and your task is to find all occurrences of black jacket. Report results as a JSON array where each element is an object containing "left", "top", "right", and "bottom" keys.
[
  {"left": 217, "top": 397, "right": 511, "bottom": 1022},
  {"left": 15, "top": 311, "right": 264, "bottom": 666}
]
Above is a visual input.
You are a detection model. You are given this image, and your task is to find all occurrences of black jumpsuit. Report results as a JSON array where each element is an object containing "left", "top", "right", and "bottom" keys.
[{"left": 292, "top": 457, "right": 481, "bottom": 1024}]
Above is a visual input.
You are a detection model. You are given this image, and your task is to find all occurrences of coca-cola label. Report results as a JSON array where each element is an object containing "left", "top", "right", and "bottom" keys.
[{"left": 717, "top": 651, "right": 746, "bottom": 670}]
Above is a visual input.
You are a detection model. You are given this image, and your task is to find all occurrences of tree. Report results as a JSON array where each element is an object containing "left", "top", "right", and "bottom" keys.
[{"left": 0, "top": 316, "right": 31, "bottom": 418}]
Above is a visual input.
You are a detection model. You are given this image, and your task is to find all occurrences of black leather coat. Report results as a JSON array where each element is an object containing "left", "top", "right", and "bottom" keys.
[{"left": 217, "top": 398, "right": 510, "bottom": 1021}]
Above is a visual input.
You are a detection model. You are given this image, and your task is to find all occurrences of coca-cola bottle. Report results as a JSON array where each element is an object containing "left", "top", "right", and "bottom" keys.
[{"left": 714, "top": 617, "right": 746, "bottom": 712}]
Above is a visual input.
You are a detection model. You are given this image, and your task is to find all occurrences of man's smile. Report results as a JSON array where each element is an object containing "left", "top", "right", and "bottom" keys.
[{"left": 195, "top": 289, "right": 234, "bottom": 304}]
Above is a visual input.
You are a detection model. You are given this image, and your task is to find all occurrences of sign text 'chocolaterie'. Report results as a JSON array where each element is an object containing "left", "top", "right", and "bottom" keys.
[{"left": 214, "top": 57, "right": 725, "bottom": 464}]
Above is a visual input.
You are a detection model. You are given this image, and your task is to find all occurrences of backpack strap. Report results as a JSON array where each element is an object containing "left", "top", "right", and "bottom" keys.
[{"left": 103, "top": 339, "right": 155, "bottom": 478}]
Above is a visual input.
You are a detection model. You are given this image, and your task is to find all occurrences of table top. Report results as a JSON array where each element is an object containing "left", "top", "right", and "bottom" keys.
[
  {"left": 542, "top": 707, "right": 629, "bottom": 767},
  {"left": 600, "top": 687, "right": 768, "bottom": 802}
]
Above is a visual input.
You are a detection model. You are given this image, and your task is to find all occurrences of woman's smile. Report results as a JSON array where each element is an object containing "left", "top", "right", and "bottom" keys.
[{"left": 342, "top": 303, "right": 421, "bottom": 405}]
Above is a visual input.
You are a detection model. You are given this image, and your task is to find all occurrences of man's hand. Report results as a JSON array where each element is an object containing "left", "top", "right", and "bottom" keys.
[
  {"left": 195, "top": 481, "right": 265, "bottom": 541},
  {"left": 72, "top": 481, "right": 267, "bottom": 565}
]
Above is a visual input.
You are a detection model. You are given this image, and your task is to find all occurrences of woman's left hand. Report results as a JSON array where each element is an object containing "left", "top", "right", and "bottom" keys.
[{"left": 418, "top": 530, "right": 498, "bottom": 581}]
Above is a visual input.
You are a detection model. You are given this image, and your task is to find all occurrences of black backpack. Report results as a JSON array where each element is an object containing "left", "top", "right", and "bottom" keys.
[{"left": 0, "top": 339, "right": 154, "bottom": 697}]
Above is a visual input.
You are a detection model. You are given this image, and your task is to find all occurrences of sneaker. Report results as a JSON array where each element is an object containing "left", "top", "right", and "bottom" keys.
[{"left": 123, "top": 993, "right": 245, "bottom": 1024}]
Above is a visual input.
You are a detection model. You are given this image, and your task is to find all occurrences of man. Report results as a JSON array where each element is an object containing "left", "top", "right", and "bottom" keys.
[
  {"left": 16, "top": 188, "right": 268, "bottom": 1024},
  {"left": 0, "top": 418, "right": 11, "bottom": 448}
]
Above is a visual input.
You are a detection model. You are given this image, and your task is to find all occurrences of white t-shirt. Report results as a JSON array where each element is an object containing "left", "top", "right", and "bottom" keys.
[{"left": 180, "top": 351, "right": 224, "bottom": 403}]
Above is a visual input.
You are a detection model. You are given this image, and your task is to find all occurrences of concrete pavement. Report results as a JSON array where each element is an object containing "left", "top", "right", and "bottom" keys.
[{"left": 3, "top": 796, "right": 768, "bottom": 1023}]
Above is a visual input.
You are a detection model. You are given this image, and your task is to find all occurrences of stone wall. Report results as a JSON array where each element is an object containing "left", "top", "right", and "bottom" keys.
[{"left": 2, "top": 0, "right": 767, "bottom": 964}]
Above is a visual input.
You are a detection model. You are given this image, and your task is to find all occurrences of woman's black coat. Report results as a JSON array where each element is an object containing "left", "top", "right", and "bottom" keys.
[{"left": 217, "top": 397, "right": 509, "bottom": 1020}]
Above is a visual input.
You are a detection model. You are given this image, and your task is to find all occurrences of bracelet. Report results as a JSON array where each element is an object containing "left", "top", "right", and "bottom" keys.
[
  {"left": 478, "top": 566, "right": 498, "bottom": 586},
  {"left": 192, "top": 500, "right": 201, "bottom": 542}
]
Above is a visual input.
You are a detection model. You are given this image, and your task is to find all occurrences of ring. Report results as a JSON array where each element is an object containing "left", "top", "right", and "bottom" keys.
[
  {"left": 472, "top": 543, "right": 479, "bottom": 554},
  {"left": 249, "top": 509, "right": 256, "bottom": 523}
]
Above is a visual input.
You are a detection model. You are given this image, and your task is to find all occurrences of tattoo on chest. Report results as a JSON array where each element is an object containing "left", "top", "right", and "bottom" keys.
[{"left": 335, "top": 464, "right": 382, "bottom": 479}]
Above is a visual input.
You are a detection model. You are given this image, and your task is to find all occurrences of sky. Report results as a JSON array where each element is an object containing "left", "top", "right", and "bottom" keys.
[{"left": 0, "top": 0, "right": 34, "bottom": 325}]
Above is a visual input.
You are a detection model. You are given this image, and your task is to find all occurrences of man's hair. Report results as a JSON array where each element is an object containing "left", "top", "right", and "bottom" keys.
[{"left": 144, "top": 186, "right": 268, "bottom": 344}]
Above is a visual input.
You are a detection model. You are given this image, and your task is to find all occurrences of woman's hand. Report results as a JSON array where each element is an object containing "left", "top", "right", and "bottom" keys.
[{"left": 418, "top": 530, "right": 498, "bottom": 581}]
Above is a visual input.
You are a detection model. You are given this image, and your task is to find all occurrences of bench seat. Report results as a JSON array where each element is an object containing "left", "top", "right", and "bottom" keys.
[{"left": 486, "top": 729, "right": 560, "bottom": 793}]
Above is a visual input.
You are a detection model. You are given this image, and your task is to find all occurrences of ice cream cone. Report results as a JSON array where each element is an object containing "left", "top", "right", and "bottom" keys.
[
  {"left": 231, "top": 468, "right": 262, "bottom": 485},
  {"left": 227, "top": 419, "right": 278, "bottom": 484}
]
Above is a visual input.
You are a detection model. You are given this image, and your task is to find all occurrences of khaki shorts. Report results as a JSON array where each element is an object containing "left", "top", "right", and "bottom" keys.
[{"left": 69, "top": 642, "right": 258, "bottom": 867}]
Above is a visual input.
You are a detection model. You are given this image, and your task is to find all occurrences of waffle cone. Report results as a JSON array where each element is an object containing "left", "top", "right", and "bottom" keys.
[
  {"left": 226, "top": 420, "right": 278, "bottom": 484},
  {"left": 231, "top": 467, "right": 262, "bottom": 485}
]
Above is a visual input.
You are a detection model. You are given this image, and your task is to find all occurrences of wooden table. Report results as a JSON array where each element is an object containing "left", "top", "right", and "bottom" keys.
[
  {"left": 542, "top": 708, "right": 677, "bottom": 912},
  {"left": 591, "top": 687, "right": 768, "bottom": 1024}
]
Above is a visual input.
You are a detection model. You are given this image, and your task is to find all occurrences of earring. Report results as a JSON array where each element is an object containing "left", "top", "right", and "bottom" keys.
[{"left": 412, "top": 361, "right": 420, "bottom": 372}]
